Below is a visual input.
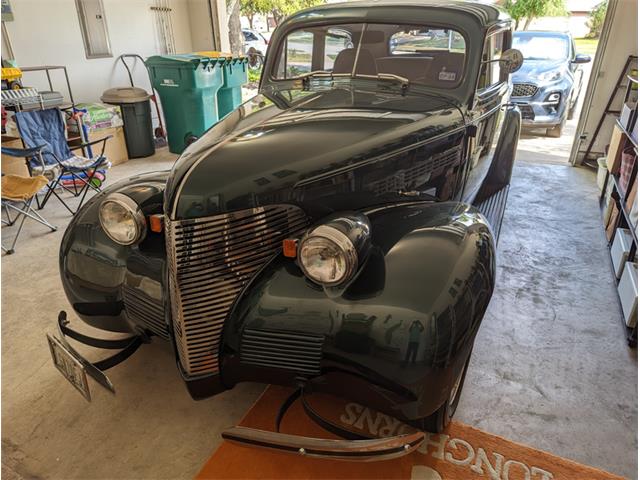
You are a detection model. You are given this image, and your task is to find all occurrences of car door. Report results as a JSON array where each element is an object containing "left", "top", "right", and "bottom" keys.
[
  {"left": 568, "top": 37, "right": 583, "bottom": 106},
  {"left": 463, "top": 28, "right": 511, "bottom": 203}
]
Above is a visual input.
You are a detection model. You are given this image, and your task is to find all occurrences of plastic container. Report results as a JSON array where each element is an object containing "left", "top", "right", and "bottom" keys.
[
  {"left": 597, "top": 156, "right": 608, "bottom": 193},
  {"left": 217, "top": 57, "right": 249, "bottom": 119},
  {"left": 101, "top": 87, "right": 155, "bottom": 158},
  {"left": 145, "top": 54, "right": 224, "bottom": 154},
  {"left": 618, "top": 262, "right": 638, "bottom": 327},
  {"left": 610, "top": 228, "right": 633, "bottom": 278},
  {"left": 196, "top": 51, "right": 248, "bottom": 118}
]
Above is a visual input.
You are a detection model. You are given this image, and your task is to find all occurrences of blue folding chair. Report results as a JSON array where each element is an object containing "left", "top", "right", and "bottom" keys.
[{"left": 2, "top": 108, "right": 112, "bottom": 214}]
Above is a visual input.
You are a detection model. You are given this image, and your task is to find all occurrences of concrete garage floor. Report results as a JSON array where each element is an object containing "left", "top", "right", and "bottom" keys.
[{"left": 2, "top": 143, "right": 637, "bottom": 479}]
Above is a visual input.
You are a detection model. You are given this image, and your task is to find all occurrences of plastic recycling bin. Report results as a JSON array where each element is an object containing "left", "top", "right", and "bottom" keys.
[
  {"left": 101, "top": 87, "right": 155, "bottom": 158},
  {"left": 196, "top": 52, "right": 248, "bottom": 119},
  {"left": 145, "top": 54, "right": 224, "bottom": 154}
]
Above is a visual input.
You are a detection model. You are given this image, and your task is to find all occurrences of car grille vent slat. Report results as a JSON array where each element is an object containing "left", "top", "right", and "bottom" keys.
[
  {"left": 512, "top": 83, "right": 538, "bottom": 98},
  {"left": 166, "top": 205, "right": 309, "bottom": 377},
  {"left": 240, "top": 328, "right": 324, "bottom": 376},
  {"left": 123, "top": 285, "right": 169, "bottom": 340}
]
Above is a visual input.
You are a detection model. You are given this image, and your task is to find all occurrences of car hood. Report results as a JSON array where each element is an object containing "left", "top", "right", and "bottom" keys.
[
  {"left": 512, "top": 59, "right": 566, "bottom": 83},
  {"left": 165, "top": 85, "right": 465, "bottom": 220}
]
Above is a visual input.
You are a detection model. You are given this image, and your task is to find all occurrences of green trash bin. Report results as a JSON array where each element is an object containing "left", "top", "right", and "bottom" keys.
[
  {"left": 217, "top": 57, "right": 249, "bottom": 119},
  {"left": 145, "top": 54, "right": 224, "bottom": 154}
]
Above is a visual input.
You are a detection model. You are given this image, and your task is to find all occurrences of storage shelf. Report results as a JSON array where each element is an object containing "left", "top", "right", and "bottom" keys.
[{"left": 615, "top": 118, "right": 638, "bottom": 150}]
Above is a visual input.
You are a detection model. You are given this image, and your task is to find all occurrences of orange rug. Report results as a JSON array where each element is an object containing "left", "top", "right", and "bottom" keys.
[{"left": 197, "top": 385, "right": 625, "bottom": 480}]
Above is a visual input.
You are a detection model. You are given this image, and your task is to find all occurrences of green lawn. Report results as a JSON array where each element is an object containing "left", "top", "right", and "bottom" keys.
[{"left": 575, "top": 37, "right": 599, "bottom": 56}]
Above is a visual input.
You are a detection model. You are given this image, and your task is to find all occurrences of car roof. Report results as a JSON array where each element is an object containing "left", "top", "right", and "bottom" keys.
[{"left": 286, "top": 0, "right": 509, "bottom": 30}]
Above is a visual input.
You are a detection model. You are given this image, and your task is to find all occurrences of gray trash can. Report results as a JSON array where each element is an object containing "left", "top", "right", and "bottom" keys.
[{"left": 101, "top": 87, "right": 155, "bottom": 158}]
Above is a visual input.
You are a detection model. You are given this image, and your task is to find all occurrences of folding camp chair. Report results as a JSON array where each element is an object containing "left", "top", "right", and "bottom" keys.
[
  {"left": 6, "top": 108, "right": 112, "bottom": 214},
  {"left": 1, "top": 174, "right": 57, "bottom": 254}
]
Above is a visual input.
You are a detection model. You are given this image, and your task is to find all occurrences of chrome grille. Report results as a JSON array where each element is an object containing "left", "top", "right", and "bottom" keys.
[
  {"left": 241, "top": 329, "right": 324, "bottom": 376},
  {"left": 166, "top": 205, "right": 308, "bottom": 377},
  {"left": 512, "top": 83, "right": 538, "bottom": 97},
  {"left": 123, "top": 284, "right": 169, "bottom": 340}
]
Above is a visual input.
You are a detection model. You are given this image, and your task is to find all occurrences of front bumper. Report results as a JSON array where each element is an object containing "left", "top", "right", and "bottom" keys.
[{"left": 511, "top": 80, "right": 571, "bottom": 128}]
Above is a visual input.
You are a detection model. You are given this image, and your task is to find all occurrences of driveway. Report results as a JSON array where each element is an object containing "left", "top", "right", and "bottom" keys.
[{"left": 516, "top": 62, "right": 594, "bottom": 165}]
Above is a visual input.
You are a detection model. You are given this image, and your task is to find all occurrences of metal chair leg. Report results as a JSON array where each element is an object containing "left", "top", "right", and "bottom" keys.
[
  {"left": 3, "top": 199, "right": 31, "bottom": 254},
  {"left": 5, "top": 201, "right": 57, "bottom": 231},
  {"left": 2, "top": 197, "right": 57, "bottom": 254}
]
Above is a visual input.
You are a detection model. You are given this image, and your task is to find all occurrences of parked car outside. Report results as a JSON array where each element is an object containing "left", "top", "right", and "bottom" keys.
[
  {"left": 510, "top": 30, "right": 591, "bottom": 137},
  {"left": 50, "top": 0, "right": 523, "bottom": 460},
  {"left": 242, "top": 28, "right": 269, "bottom": 69}
]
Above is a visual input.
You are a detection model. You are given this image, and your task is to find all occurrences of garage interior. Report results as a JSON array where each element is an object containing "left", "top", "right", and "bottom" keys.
[{"left": 1, "top": 0, "right": 638, "bottom": 479}]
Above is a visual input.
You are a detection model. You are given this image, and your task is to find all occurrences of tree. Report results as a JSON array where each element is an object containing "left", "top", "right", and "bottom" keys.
[
  {"left": 587, "top": 1, "right": 608, "bottom": 38},
  {"left": 241, "top": 0, "right": 326, "bottom": 28},
  {"left": 240, "top": 0, "right": 270, "bottom": 30},
  {"left": 500, "top": 0, "right": 568, "bottom": 30}
]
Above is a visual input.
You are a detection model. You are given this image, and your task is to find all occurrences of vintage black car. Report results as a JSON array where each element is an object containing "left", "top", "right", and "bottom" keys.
[{"left": 50, "top": 0, "right": 522, "bottom": 460}]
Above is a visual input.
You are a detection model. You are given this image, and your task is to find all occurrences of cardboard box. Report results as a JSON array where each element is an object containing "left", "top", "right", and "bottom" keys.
[
  {"left": 606, "top": 125, "right": 625, "bottom": 174},
  {"left": 1, "top": 136, "right": 30, "bottom": 177},
  {"left": 70, "top": 127, "right": 128, "bottom": 166},
  {"left": 606, "top": 203, "right": 620, "bottom": 241}
]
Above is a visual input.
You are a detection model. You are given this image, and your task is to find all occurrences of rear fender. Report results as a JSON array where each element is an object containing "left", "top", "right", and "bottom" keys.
[
  {"left": 222, "top": 201, "right": 496, "bottom": 420},
  {"left": 475, "top": 105, "right": 521, "bottom": 203}
]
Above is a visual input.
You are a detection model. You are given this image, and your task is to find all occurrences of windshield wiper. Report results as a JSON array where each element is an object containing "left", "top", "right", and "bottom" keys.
[
  {"left": 297, "top": 71, "right": 410, "bottom": 94},
  {"left": 352, "top": 73, "right": 410, "bottom": 94},
  {"left": 297, "top": 71, "right": 351, "bottom": 86}
]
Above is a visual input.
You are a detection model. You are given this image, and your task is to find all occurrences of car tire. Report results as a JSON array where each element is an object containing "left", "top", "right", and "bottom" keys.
[
  {"left": 546, "top": 120, "right": 565, "bottom": 138},
  {"left": 422, "top": 352, "right": 471, "bottom": 433}
]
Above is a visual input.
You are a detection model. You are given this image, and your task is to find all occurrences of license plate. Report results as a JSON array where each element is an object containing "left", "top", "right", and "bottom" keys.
[{"left": 47, "top": 334, "right": 91, "bottom": 401}]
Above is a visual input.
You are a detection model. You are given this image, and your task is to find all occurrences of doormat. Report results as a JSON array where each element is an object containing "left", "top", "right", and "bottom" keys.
[{"left": 197, "top": 385, "right": 625, "bottom": 480}]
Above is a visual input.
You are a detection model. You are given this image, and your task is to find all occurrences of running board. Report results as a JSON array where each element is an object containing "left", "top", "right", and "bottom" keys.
[{"left": 474, "top": 185, "right": 510, "bottom": 241}]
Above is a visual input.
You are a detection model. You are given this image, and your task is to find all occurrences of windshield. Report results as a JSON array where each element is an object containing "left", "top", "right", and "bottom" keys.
[
  {"left": 512, "top": 33, "right": 570, "bottom": 61},
  {"left": 273, "top": 23, "right": 466, "bottom": 89}
]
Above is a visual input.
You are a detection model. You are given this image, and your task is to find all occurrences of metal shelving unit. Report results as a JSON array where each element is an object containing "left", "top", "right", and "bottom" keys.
[{"left": 600, "top": 76, "right": 638, "bottom": 348}]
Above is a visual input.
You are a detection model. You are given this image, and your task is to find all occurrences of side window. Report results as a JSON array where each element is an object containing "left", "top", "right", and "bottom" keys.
[
  {"left": 282, "top": 30, "right": 314, "bottom": 78},
  {"left": 478, "top": 31, "right": 507, "bottom": 89},
  {"left": 324, "top": 29, "right": 353, "bottom": 70}
]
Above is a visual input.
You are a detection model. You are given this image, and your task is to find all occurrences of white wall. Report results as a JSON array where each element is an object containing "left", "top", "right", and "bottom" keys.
[
  {"left": 4, "top": 0, "right": 194, "bottom": 104},
  {"left": 186, "top": 0, "right": 214, "bottom": 52},
  {"left": 570, "top": 0, "right": 638, "bottom": 164}
]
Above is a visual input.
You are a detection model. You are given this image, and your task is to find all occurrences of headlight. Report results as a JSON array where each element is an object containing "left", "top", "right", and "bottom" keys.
[
  {"left": 537, "top": 69, "right": 562, "bottom": 82},
  {"left": 298, "top": 213, "right": 371, "bottom": 287},
  {"left": 99, "top": 193, "right": 146, "bottom": 245}
]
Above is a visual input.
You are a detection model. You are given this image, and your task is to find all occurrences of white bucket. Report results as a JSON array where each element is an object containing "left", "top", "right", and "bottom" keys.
[{"left": 597, "top": 157, "right": 608, "bottom": 192}]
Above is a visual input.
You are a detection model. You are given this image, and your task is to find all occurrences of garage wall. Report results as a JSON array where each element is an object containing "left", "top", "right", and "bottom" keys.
[
  {"left": 570, "top": 0, "right": 638, "bottom": 164},
  {"left": 4, "top": 0, "right": 194, "bottom": 104},
  {"left": 187, "top": 0, "right": 214, "bottom": 52}
]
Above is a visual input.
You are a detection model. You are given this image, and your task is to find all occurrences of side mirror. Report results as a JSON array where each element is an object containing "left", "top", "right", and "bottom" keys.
[
  {"left": 572, "top": 53, "right": 592, "bottom": 64},
  {"left": 500, "top": 48, "right": 524, "bottom": 73}
]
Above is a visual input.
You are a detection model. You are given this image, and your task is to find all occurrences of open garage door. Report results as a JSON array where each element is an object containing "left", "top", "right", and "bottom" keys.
[{"left": 569, "top": 0, "right": 638, "bottom": 166}]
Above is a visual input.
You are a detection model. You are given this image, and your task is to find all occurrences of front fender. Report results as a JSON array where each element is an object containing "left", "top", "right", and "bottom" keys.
[
  {"left": 221, "top": 201, "right": 496, "bottom": 420},
  {"left": 60, "top": 171, "right": 169, "bottom": 334}
]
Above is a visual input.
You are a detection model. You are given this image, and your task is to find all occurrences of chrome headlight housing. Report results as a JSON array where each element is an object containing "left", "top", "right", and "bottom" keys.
[
  {"left": 298, "top": 213, "right": 371, "bottom": 287},
  {"left": 99, "top": 193, "right": 147, "bottom": 245}
]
